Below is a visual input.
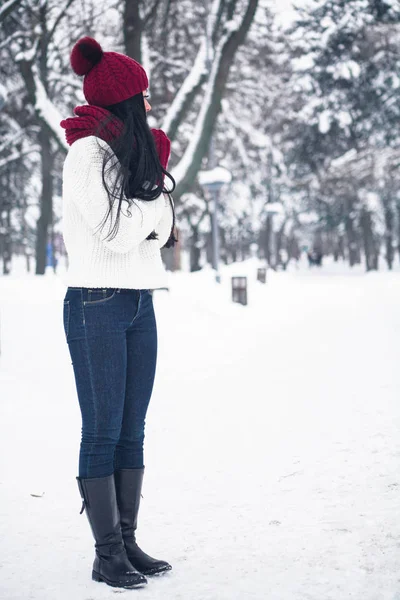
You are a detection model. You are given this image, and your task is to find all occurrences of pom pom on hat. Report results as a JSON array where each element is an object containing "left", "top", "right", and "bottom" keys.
[{"left": 71, "top": 37, "right": 103, "bottom": 76}]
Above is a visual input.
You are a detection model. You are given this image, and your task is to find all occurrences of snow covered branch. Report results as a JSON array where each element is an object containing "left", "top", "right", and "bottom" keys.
[
  {"left": 0, "top": 130, "right": 24, "bottom": 155},
  {"left": 0, "top": 147, "right": 38, "bottom": 170},
  {"left": 33, "top": 70, "right": 68, "bottom": 151},
  {"left": 0, "top": 0, "right": 22, "bottom": 24},
  {"left": 161, "top": 0, "right": 224, "bottom": 140},
  {"left": 17, "top": 56, "right": 68, "bottom": 152},
  {"left": 161, "top": 38, "right": 208, "bottom": 139},
  {"left": 171, "top": 0, "right": 259, "bottom": 199}
]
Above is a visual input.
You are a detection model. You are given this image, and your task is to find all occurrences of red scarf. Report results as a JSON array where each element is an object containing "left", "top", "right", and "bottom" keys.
[{"left": 60, "top": 105, "right": 171, "bottom": 170}]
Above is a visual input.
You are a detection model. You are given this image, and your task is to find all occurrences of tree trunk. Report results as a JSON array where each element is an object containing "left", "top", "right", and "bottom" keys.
[
  {"left": 360, "top": 208, "right": 378, "bottom": 272},
  {"left": 344, "top": 201, "right": 358, "bottom": 267},
  {"left": 123, "top": 0, "right": 143, "bottom": 62},
  {"left": 35, "top": 126, "right": 53, "bottom": 275},
  {"left": 288, "top": 234, "right": 300, "bottom": 261},
  {"left": 397, "top": 202, "right": 400, "bottom": 264},
  {"left": 173, "top": 228, "right": 181, "bottom": 271},
  {"left": 219, "top": 227, "right": 228, "bottom": 265},
  {"left": 384, "top": 203, "right": 394, "bottom": 270},
  {"left": 205, "top": 231, "right": 213, "bottom": 266},
  {"left": 2, "top": 207, "right": 12, "bottom": 275},
  {"left": 275, "top": 222, "right": 286, "bottom": 268},
  {"left": 338, "top": 234, "right": 345, "bottom": 261},
  {"left": 190, "top": 224, "right": 202, "bottom": 272},
  {"left": 161, "top": 246, "right": 174, "bottom": 272},
  {"left": 332, "top": 233, "right": 345, "bottom": 262},
  {"left": 262, "top": 214, "right": 273, "bottom": 266}
]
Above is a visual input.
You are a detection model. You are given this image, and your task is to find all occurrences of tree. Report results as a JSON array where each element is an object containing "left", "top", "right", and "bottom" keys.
[{"left": 282, "top": 0, "right": 400, "bottom": 270}]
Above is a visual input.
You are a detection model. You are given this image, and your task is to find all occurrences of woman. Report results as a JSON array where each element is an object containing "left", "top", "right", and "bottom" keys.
[{"left": 60, "top": 37, "right": 177, "bottom": 590}]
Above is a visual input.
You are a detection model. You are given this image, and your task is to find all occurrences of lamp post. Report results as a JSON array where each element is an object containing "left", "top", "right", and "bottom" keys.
[{"left": 199, "top": 166, "right": 232, "bottom": 283}]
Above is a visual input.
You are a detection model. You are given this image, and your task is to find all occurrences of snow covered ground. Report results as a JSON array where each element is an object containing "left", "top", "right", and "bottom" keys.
[{"left": 1, "top": 258, "right": 400, "bottom": 600}]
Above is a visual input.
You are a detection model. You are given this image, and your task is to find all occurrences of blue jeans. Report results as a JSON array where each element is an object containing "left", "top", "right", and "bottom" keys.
[{"left": 62, "top": 287, "right": 157, "bottom": 479}]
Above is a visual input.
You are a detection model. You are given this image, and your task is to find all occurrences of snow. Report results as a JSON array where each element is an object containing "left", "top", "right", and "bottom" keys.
[
  {"left": 331, "top": 149, "right": 358, "bottom": 169},
  {"left": 292, "top": 54, "right": 315, "bottom": 70},
  {"left": 265, "top": 201, "right": 284, "bottom": 214},
  {"left": 15, "top": 39, "right": 38, "bottom": 63},
  {"left": 206, "top": 0, "right": 224, "bottom": 43},
  {"left": 223, "top": 18, "right": 241, "bottom": 34},
  {"left": 1, "top": 259, "right": 400, "bottom": 599},
  {"left": 198, "top": 166, "right": 232, "bottom": 186},
  {"left": 272, "top": 0, "right": 297, "bottom": 27},
  {"left": 222, "top": 100, "right": 273, "bottom": 150},
  {"left": 337, "top": 110, "right": 352, "bottom": 128},
  {"left": 363, "top": 191, "right": 381, "bottom": 213},
  {"left": 227, "top": 181, "right": 251, "bottom": 217},
  {"left": 318, "top": 110, "right": 331, "bottom": 134},
  {"left": 336, "top": 60, "right": 361, "bottom": 80},
  {"left": 298, "top": 210, "right": 319, "bottom": 225}
]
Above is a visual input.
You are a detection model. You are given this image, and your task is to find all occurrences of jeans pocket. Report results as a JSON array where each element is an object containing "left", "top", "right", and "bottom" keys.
[
  {"left": 63, "top": 301, "right": 70, "bottom": 338},
  {"left": 83, "top": 288, "right": 117, "bottom": 306}
]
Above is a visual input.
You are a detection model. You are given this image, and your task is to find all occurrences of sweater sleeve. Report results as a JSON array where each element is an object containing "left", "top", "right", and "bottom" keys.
[
  {"left": 63, "top": 137, "right": 164, "bottom": 254},
  {"left": 156, "top": 194, "right": 174, "bottom": 249}
]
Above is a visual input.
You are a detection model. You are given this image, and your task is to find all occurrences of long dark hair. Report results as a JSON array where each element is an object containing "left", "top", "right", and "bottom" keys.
[{"left": 95, "top": 93, "right": 177, "bottom": 246}]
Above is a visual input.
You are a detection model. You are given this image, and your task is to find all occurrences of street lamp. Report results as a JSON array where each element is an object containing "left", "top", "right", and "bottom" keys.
[{"left": 199, "top": 166, "right": 232, "bottom": 283}]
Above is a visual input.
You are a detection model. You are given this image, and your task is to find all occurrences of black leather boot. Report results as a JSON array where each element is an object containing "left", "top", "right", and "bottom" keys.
[
  {"left": 114, "top": 468, "right": 172, "bottom": 576},
  {"left": 76, "top": 474, "right": 147, "bottom": 588}
]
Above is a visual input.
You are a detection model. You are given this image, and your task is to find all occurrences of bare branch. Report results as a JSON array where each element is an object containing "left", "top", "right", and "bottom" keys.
[
  {"left": 0, "top": 0, "right": 23, "bottom": 24},
  {"left": 46, "top": 0, "right": 77, "bottom": 47},
  {"left": 142, "top": 0, "right": 162, "bottom": 25}
]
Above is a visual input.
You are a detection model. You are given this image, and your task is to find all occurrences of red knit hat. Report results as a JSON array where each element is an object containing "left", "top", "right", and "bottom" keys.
[{"left": 70, "top": 37, "right": 149, "bottom": 107}]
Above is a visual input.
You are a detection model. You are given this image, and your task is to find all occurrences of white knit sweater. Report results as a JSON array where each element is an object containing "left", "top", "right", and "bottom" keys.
[{"left": 61, "top": 136, "right": 174, "bottom": 289}]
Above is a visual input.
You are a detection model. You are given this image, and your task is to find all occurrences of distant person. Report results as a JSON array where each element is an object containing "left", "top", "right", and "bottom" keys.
[
  {"left": 60, "top": 37, "right": 177, "bottom": 589},
  {"left": 307, "top": 250, "right": 323, "bottom": 267}
]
